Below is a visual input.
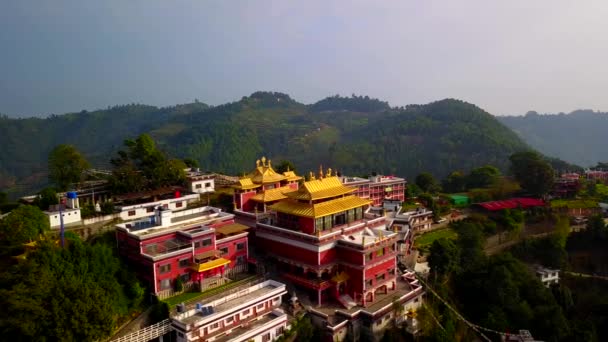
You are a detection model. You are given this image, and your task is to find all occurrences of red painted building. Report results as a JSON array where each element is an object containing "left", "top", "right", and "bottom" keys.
[
  {"left": 339, "top": 174, "right": 406, "bottom": 206},
  {"left": 115, "top": 206, "right": 250, "bottom": 296},
  {"left": 233, "top": 157, "right": 302, "bottom": 212},
  {"left": 255, "top": 168, "right": 401, "bottom": 309}
]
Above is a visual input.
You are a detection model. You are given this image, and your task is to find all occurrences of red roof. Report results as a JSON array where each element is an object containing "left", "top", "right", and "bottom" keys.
[{"left": 477, "top": 198, "right": 545, "bottom": 211}]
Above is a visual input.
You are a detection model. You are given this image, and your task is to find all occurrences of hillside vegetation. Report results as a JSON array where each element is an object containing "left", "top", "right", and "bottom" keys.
[
  {"left": 499, "top": 110, "right": 608, "bottom": 168},
  {"left": 1, "top": 92, "right": 531, "bottom": 196}
]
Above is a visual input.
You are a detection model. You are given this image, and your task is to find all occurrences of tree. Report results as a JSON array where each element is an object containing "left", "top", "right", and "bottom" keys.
[
  {"left": 416, "top": 173, "right": 439, "bottom": 194},
  {"left": 428, "top": 238, "right": 460, "bottom": 278},
  {"left": 275, "top": 160, "right": 296, "bottom": 174},
  {"left": 509, "top": 152, "right": 554, "bottom": 196},
  {"left": 466, "top": 165, "right": 500, "bottom": 189},
  {"left": 586, "top": 214, "right": 607, "bottom": 240},
  {"left": 442, "top": 171, "right": 466, "bottom": 193},
  {"left": 183, "top": 158, "right": 199, "bottom": 169},
  {"left": 48, "top": 144, "right": 90, "bottom": 190},
  {"left": 0, "top": 205, "right": 49, "bottom": 255},
  {"left": 34, "top": 187, "right": 59, "bottom": 210}
]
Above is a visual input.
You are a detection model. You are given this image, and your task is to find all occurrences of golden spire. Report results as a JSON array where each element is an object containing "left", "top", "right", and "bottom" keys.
[
  {"left": 319, "top": 165, "right": 324, "bottom": 180},
  {"left": 261, "top": 156, "right": 267, "bottom": 166},
  {"left": 327, "top": 167, "right": 332, "bottom": 177},
  {"left": 309, "top": 171, "right": 315, "bottom": 180},
  {"left": 268, "top": 159, "right": 272, "bottom": 168},
  {"left": 256, "top": 159, "right": 260, "bottom": 167}
]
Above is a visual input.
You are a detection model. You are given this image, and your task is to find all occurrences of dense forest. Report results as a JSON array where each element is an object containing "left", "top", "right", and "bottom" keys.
[
  {"left": 499, "top": 110, "right": 608, "bottom": 168},
  {"left": 1, "top": 92, "right": 533, "bottom": 197}
]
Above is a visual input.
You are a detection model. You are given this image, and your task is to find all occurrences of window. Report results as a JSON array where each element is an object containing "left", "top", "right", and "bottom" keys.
[
  {"left": 146, "top": 206, "right": 154, "bottom": 213},
  {"left": 205, "top": 182, "right": 211, "bottom": 188},
  {"left": 376, "top": 273, "right": 386, "bottom": 282},
  {"left": 145, "top": 244, "right": 158, "bottom": 254},
  {"left": 160, "top": 279, "right": 171, "bottom": 290},
  {"left": 377, "top": 248, "right": 384, "bottom": 257},
  {"left": 257, "top": 303, "right": 265, "bottom": 310},
  {"left": 236, "top": 242, "right": 245, "bottom": 251},
  {"left": 178, "top": 332, "right": 184, "bottom": 338},
  {"left": 176, "top": 201, "right": 183, "bottom": 208},
  {"left": 366, "top": 279, "right": 373, "bottom": 287},
  {"left": 220, "top": 247, "right": 229, "bottom": 255},
  {"left": 236, "top": 255, "right": 246, "bottom": 265},
  {"left": 262, "top": 333, "right": 271, "bottom": 342},
  {"left": 276, "top": 326, "right": 284, "bottom": 335},
  {"left": 128, "top": 210, "right": 136, "bottom": 216},
  {"left": 180, "top": 273, "right": 191, "bottom": 282},
  {"left": 203, "top": 238, "right": 212, "bottom": 247},
  {"left": 179, "top": 258, "right": 190, "bottom": 268},
  {"left": 196, "top": 184, "right": 202, "bottom": 189},
  {"left": 226, "top": 316, "right": 234, "bottom": 324},
  {"left": 194, "top": 241, "right": 201, "bottom": 248},
  {"left": 389, "top": 268, "right": 396, "bottom": 275},
  {"left": 163, "top": 204, "right": 169, "bottom": 209},
  {"left": 159, "top": 264, "right": 171, "bottom": 274},
  {"left": 210, "top": 322, "right": 219, "bottom": 329},
  {"left": 366, "top": 252, "right": 373, "bottom": 261}
]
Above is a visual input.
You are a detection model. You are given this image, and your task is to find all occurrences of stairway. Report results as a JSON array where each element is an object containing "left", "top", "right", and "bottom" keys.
[{"left": 338, "top": 294, "right": 357, "bottom": 309}]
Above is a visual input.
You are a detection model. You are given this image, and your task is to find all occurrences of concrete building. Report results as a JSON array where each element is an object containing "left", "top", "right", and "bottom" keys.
[
  {"left": 339, "top": 174, "right": 406, "bottom": 207},
  {"left": 171, "top": 279, "right": 289, "bottom": 342},
  {"left": 114, "top": 188, "right": 201, "bottom": 221},
  {"left": 45, "top": 192, "right": 82, "bottom": 228},
  {"left": 534, "top": 266, "right": 559, "bottom": 287},
  {"left": 115, "top": 206, "right": 250, "bottom": 296},
  {"left": 186, "top": 169, "right": 215, "bottom": 195}
]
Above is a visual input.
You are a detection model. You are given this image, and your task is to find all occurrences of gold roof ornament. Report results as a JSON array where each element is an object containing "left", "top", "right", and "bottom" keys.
[
  {"left": 268, "top": 159, "right": 272, "bottom": 168},
  {"left": 256, "top": 159, "right": 260, "bottom": 167},
  {"left": 309, "top": 171, "right": 316, "bottom": 181},
  {"left": 319, "top": 165, "right": 324, "bottom": 180},
  {"left": 326, "top": 168, "right": 332, "bottom": 177},
  {"left": 261, "top": 156, "right": 267, "bottom": 166}
]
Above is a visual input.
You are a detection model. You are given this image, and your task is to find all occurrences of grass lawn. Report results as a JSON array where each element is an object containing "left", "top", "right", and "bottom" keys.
[
  {"left": 162, "top": 274, "right": 258, "bottom": 308},
  {"left": 414, "top": 228, "right": 458, "bottom": 249},
  {"left": 551, "top": 199, "right": 598, "bottom": 209}
]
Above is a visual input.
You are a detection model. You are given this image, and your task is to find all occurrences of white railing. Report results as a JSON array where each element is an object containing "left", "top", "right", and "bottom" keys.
[{"left": 110, "top": 319, "right": 172, "bottom": 342}]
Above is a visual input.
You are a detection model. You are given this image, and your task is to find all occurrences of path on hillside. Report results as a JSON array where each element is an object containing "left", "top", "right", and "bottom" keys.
[
  {"left": 108, "top": 306, "right": 154, "bottom": 341},
  {"left": 564, "top": 271, "right": 608, "bottom": 281}
]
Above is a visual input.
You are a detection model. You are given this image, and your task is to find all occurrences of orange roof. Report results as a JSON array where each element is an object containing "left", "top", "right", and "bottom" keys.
[
  {"left": 269, "top": 195, "right": 371, "bottom": 218},
  {"left": 190, "top": 257, "right": 231, "bottom": 272},
  {"left": 232, "top": 178, "right": 261, "bottom": 190},
  {"left": 250, "top": 186, "right": 297, "bottom": 203},
  {"left": 214, "top": 223, "right": 249, "bottom": 236},
  {"left": 285, "top": 176, "right": 356, "bottom": 201}
]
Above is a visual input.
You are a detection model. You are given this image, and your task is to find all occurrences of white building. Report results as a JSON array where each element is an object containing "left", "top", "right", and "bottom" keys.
[
  {"left": 535, "top": 266, "right": 559, "bottom": 287},
  {"left": 116, "top": 193, "right": 201, "bottom": 221},
  {"left": 45, "top": 192, "right": 82, "bottom": 228},
  {"left": 187, "top": 169, "right": 215, "bottom": 195},
  {"left": 171, "top": 279, "right": 289, "bottom": 342}
]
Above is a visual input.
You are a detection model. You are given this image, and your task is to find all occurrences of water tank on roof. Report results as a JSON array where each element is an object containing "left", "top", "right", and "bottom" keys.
[
  {"left": 67, "top": 191, "right": 77, "bottom": 199},
  {"left": 196, "top": 303, "right": 201, "bottom": 311}
]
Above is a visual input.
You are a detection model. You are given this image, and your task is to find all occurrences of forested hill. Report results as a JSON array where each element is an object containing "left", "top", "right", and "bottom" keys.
[
  {"left": 1, "top": 92, "right": 531, "bottom": 195},
  {"left": 498, "top": 110, "right": 608, "bottom": 167}
]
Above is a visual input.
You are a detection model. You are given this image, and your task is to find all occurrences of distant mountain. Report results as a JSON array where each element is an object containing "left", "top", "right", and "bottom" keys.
[
  {"left": 0, "top": 93, "right": 531, "bottom": 196},
  {"left": 498, "top": 110, "right": 608, "bottom": 167}
]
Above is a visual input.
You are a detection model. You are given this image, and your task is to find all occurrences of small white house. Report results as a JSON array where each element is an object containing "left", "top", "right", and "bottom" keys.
[
  {"left": 46, "top": 207, "right": 82, "bottom": 228},
  {"left": 116, "top": 193, "right": 201, "bottom": 221},
  {"left": 535, "top": 266, "right": 560, "bottom": 287},
  {"left": 186, "top": 170, "right": 215, "bottom": 194}
]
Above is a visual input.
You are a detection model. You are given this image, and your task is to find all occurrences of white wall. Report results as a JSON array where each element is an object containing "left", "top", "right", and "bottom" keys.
[
  {"left": 117, "top": 194, "right": 200, "bottom": 220},
  {"left": 190, "top": 178, "right": 215, "bottom": 194},
  {"left": 47, "top": 208, "right": 82, "bottom": 228}
]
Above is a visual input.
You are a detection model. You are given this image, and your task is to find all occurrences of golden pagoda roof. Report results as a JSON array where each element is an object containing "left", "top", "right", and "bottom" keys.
[
  {"left": 282, "top": 170, "right": 302, "bottom": 182},
  {"left": 285, "top": 176, "right": 356, "bottom": 201},
  {"left": 250, "top": 186, "right": 297, "bottom": 203},
  {"left": 232, "top": 178, "right": 261, "bottom": 190},
  {"left": 248, "top": 157, "right": 286, "bottom": 184},
  {"left": 269, "top": 195, "right": 371, "bottom": 218},
  {"left": 190, "top": 257, "right": 231, "bottom": 272}
]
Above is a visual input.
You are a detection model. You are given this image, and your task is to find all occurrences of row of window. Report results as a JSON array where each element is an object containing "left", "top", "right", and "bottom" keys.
[
  {"left": 194, "top": 182, "right": 212, "bottom": 189},
  {"left": 365, "top": 268, "right": 396, "bottom": 288},
  {"left": 365, "top": 245, "right": 396, "bottom": 261},
  {"left": 315, "top": 207, "right": 364, "bottom": 231},
  {"left": 128, "top": 202, "right": 183, "bottom": 216}
]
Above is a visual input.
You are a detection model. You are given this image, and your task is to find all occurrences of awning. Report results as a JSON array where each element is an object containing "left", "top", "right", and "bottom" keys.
[
  {"left": 190, "top": 257, "right": 231, "bottom": 272},
  {"left": 331, "top": 271, "right": 350, "bottom": 283}
]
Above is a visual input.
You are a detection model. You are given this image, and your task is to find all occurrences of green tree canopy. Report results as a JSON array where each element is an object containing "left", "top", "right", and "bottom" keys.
[
  {"left": 466, "top": 165, "right": 500, "bottom": 189},
  {"left": 509, "top": 151, "right": 554, "bottom": 197},
  {"left": 0, "top": 205, "right": 49, "bottom": 255},
  {"left": 428, "top": 238, "right": 460, "bottom": 278},
  {"left": 34, "top": 187, "right": 59, "bottom": 211},
  {"left": 0, "top": 238, "right": 143, "bottom": 341},
  {"left": 275, "top": 160, "right": 297, "bottom": 174},
  {"left": 416, "top": 172, "right": 439, "bottom": 194},
  {"left": 442, "top": 171, "right": 466, "bottom": 193},
  {"left": 48, "top": 144, "right": 90, "bottom": 191}
]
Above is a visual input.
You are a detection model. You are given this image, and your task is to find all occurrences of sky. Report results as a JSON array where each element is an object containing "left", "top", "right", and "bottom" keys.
[{"left": 1, "top": 0, "right": 608, "bottom": 117}]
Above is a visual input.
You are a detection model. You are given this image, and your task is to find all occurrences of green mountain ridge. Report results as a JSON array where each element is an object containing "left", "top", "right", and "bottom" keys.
[
  {"left": 1, "top": 92, "right": 532, "bottom": 196},
  {"left": 498, "top": 110, "right": 608, "bottom": 167}
]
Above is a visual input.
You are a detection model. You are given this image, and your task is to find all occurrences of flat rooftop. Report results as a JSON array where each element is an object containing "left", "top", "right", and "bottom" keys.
[
  {"left": 339, "top": 227, "right": 397, "bottom": 247},
  {"left": 174, "top": 279, "right": 286, "bottom": 326}
]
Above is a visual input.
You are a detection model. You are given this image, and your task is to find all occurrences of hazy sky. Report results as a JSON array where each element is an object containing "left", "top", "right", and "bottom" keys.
[{"left": 2, "top": 1, "right": 608, "bottom": 117}]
